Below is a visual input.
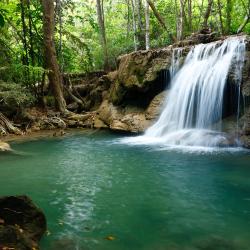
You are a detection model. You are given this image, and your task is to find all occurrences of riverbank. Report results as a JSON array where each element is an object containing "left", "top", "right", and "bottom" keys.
[{"left": 0, "top": 128, "right": 102, "bottom": 144}]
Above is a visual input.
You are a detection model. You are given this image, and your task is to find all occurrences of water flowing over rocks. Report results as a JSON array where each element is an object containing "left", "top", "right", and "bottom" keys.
[
  {"left": 91, "top": 34, "right": 250, "bottom": 148},
  {"left": 0, "top": 195, "right": 46, "bottom": 250}
]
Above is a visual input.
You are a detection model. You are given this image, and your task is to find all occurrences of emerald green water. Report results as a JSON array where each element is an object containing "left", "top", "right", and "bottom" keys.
[{"left": 1, "top": 131, "right": 250, "bottom": 250}]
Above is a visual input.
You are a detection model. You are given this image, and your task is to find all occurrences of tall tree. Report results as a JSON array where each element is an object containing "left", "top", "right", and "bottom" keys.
[
  {"left": 27, "top": 0, "right": 34, "bottom": 65},
  {"left": 217, "top": 0, "right": 224, "bottom": 34},
  {"left": 20, "top": 0, "right": 29, "bottom": 65},
  {"left": 40, "top": 0, "right": 67, "bottom": 113},
  {"left": 96, "top": 0, "right": 109, "bottom": 70},
  {"left": 145, "top": 0, "right": 150, "bottom": 50},
  {"left": 177, "top": 0, "right": 185, "bottom": 40},
  {"left": 203, "top": 0, "right": 213, "bottom": 29},
  {"left": 187, "top": 0, "right": 192, "bottom": 32},
  {"left": 136, "top": 0, "right": 144, "bottom": 48},
  {"left": 56, "top": 0, "right": 63, "bottom": 69},
  {"left": 226, "top": 0, "right": 232, "bottom": 33},
  {"left": 146, "top": 0, "right": 176, "bottom": 41},
  {"left": 237, "top": 0, "right": 250, "bottom": 33},
  {"left": 131, "top": 0, "right": 138, "bottom": 51}
]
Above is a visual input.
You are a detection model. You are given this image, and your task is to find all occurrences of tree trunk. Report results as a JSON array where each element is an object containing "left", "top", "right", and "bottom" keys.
[
  {"left": 56, "top": 0, "right": 63, "bottom": 70},
  {"left": 237, "top": 14, "right": 250, "bottom": 33},
  {"left": 146, "top": 0, "right": 176, "bottom": 42},
  {"left": 217, "top": 0, "right": 224, "bottom": 34},
  {"left": 126, "top": 0, "right": 131, "bottom": 38},
  {"left": 226, "top": 0, "right": 232, "bottom": 33},
  {"left": 237, "top": 0, "right": 250, "bottom": 33},
  {"left": 20, "top": 0, "right": 29, "bottom": 65},
  {"left": 27, "top": 0, "right": 35, "bottom": 66},
  {"left": 40, "top": 0, "right": 67, "bottom": 113},
  {"left": 131, "top": 0, "right": 138, "bottom": 51},
  {"left": 136, "top": 0, "right": 143, "bottom": 31},
  {"left": 96, "top": 0, "right": 109, "bottom": 70},
  {"left": 145, "top": 0, "right": 150, "bottom": 50},
  {"left": 0, "top": 112, "right": 22, "bottom": 135},
  {"left": 187, "top": 0, "right": 192, "bottom": 32},
  {"left": 177, "top": 0, "right": 185, "bottom": 41},
  {"left": 203, "top": 0, "right": 213, "bottom": 29}
]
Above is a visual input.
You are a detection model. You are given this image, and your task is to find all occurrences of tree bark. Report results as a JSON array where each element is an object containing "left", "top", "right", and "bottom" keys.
[
  {"left": 237, "top": 14, "right": 250, "bottom": 33},
  {"left": 27, "top": 0, "right": 34, "bottom": 65},
  {"left": 145, "top": 0, "right": 150, "bottom": 50},
  {"left": 237, "top": 0, "right": 250, "bottom": 33},
  {"left": 0, "top": 112, "right": 22, "bottom": 135},
  {"left": 126, "top": 0, "right": 131, "bottom": 38},
  {"left": 146, "top": 0, "right": 176, "bottom": 42},
  {"left": 40, "top": 0, "right": 67, "bottom": 113},
  {"left": 56, "top": 0, "right": 63, "bottom": 70},
  {"left": 131, "top": 0, "right": 138, "bottom": 51},
  {"left": 217, "top": 0, "right": 224, "bottom": 34},
  {"left": 226, "top": 0, "right": 232, "bottom": 33},
  {"left": 136, "top": 0, "right": 143, "bottom": 31},
  {"left": 20, "top": 0, "right": 29, "bottom": 65},
  {"left": 187, "top": 0, "right": 192, "bottom": 32},
  {"left": 96, "top": 0, "right": 109, "bottom": 70},
  {"left": 203, "top": 0, "right": 213, "bottom": 29},
  {"left": 177, "top": 0, "right": 185, "bottom": 41}
]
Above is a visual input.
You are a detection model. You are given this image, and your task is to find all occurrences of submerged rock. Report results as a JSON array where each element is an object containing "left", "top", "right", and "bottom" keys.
[
  {"left": 195, "top": 236, "right": 248, "bottom": 250},
  {"left": 0, "top": 195, "right": 46, "bottom": 250}
]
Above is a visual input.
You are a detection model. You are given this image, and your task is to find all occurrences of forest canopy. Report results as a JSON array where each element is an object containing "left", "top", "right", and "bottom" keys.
[{"left": 0, "top": 0, "right": 250, "bottom": 111}]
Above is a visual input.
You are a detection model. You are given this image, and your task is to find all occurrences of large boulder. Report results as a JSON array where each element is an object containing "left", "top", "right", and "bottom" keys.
[
  {"left": 0, "top": 195, "right": 46, "bottom": 250},
  {"left": 94, "top": 91, "right": 167, "bottom": 133},
  {"left": 109, "top": 48, "right": 174, "bottom": 105}
]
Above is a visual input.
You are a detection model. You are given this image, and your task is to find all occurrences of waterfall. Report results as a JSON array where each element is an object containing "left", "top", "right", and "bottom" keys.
[
  {"left": 123, "top": 37, "right": 246, "bottom": 148},
  {"left": 145, "top": 37, "right": 246, "bottom": 147}
]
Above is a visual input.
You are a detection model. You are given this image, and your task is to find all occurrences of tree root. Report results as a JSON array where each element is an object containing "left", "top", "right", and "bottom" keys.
[{"left": 0, "top": 112, "right": 22, "bottom": 135}]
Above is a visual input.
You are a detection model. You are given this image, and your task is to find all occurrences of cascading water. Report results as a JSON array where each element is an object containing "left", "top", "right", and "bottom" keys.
[{"left": 124, "top": 37, "right": 246, "bottom": 148}]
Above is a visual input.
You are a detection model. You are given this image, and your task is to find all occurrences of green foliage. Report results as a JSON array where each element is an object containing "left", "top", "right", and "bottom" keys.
[
  {"left": 0, "top": 64, "right": 46, "bottom": 84},
  {"left": 0, "top": 80, "right": 35, "bottom": 108},
  {"left": 0, "top": 0, "right": 250, "bottom": 105}
]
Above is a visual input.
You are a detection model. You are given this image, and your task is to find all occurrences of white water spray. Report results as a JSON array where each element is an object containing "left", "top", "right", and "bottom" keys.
[{"left": 125, "top": 37, "right": 246, "bottom": 148}]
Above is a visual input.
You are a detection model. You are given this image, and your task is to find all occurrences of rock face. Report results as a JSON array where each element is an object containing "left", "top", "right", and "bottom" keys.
[
  {"left": 109, "top": 49, "right": 172, "bottom": 105},
  {"left": 93, "top": 90, "right": 167, "bottom": 133},
  {"left": 0, "top": 195, "right": 46, "bottom": 250}
]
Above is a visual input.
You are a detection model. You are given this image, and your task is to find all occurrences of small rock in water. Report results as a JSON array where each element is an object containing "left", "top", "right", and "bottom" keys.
[
  {"left": 105, "top": 235, "right": 116, "bottom": 241},
  {"left": 0, "top": 141, "right": 11, "bottom": 152}
]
